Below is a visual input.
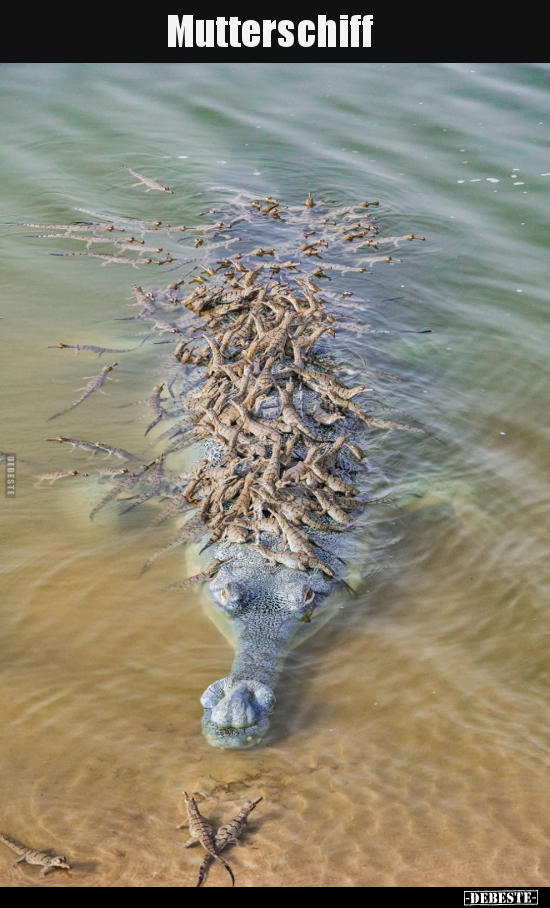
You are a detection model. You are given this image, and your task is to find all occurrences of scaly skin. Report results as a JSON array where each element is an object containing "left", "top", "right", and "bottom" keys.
[
  {"left": 200, "top": 542, "right": 336, "bottom": 749},
  {"left": 183, "top": 793, "right": 234, "bottom": 886},
  {"left": 196, "top": 797, "right": 262, "bottom": 888},
  {"left": 0, "top": 832, "right": 70, "bottom": 877}
]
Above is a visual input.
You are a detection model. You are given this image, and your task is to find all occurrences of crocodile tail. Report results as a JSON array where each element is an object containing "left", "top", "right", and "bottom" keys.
[
  {"left": 144, "top": 413, "right": 163, "bottom": 437},
  {"left": 196, "top": 854, "right": 213, "bottom": 888},
  {"left": 214, "top": 853, "right": 235, "bottom": 887}
]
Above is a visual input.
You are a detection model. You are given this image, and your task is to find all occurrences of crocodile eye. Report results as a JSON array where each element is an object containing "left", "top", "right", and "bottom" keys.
[
  {"left": 219, "top": 581, "right": 245, "bottom": 610},
  {"left": 285, "top": 583, "right": 316, "bottom": 611}
]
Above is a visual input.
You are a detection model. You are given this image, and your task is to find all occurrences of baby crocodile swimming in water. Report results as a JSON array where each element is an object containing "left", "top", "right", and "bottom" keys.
[
  {"left": 89, "top": 461, "right": 152, "bottom": 521},
  {"left": 94, "top": 441, "right": 138, "bottom": 461},
  {"left": 124, "top": 166, "right": 173, "bottom": 194},
  {"left": 48, "top": 340, "right": 144, "bottom": 357},
  {"left": 193, "top": 797, "right": 263, "bottom": 888},
  {"left": 46, "top": 436, "right": 104, "bottom": 455},
  {"left": 182, "top": 792, "right": 235, "bottom": 886},
  {"left": 0, "top": 832, "right": 71, "bottom": 877},
  {"left": 34, "top": 469, "right": 89, "bottom": 487},
  {"left": 48, "top": 363, "right": 118, "bottom": 422},
  {"left": 45, "top": 437, "right": 137, "bottom": 461}
]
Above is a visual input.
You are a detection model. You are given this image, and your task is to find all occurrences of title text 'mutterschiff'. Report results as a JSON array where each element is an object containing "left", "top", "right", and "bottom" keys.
[{"left": 168, "top": 16, "right": 374, "bottom": 48}]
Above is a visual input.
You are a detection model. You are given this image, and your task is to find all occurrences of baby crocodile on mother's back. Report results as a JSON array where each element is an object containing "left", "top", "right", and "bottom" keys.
[{"left": 35, "top": 192, "right": 428, "bottom": 751}]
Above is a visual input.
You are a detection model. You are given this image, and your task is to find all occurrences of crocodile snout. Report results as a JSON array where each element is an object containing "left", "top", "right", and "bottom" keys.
[{"left": 201, "top": 677, "right": 275, "bottom": 748}]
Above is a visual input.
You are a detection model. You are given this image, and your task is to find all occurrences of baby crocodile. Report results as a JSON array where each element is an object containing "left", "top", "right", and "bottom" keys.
[
  {"left": 46, "top": 436, "right": 104, "bottom": 455},
  {"left": 94, "top": 441, "right": 137, "bottom": 461},
  {"left": 0, "top": 832, "right": 71, "bottom": 877},
  {"left": 89, "top": 461, "right": 153, "bottom": 521},
  {"left": 48, "top": 363, "right": 118, "bottom": 422},
  {"left": 48, "top": 342, "right": 141, "bottom": 357},
  {"left": 45, "top": 437, "right": 137, "bottom": 461},
  {"left": 144, "top": 384, "right": 167, "bottom": 437},
  {"left": 34, "top": 470, "right": 89, "bottom": 487},
  {"left": 125, "top": 166, "right": 173, "bottom": 194},
  {"left": 182, "top": 792, "right": 235, "bottom": 887},
  {"left": 196, "top": 797, "right": 262, "bottom": 888}
]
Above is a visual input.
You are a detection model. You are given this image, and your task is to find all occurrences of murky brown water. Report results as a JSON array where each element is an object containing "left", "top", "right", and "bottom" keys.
[{"left": 1, "top": 63, "right": 550, "bottom": 887}]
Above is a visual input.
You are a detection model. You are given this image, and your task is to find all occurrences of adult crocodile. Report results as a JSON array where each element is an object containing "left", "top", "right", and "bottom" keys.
[
  {"left": 156, "top": 197, "right": 424, "bottom": 748},
  {"left": 37, "top": 192, "right": 426, "bottom": 749}
]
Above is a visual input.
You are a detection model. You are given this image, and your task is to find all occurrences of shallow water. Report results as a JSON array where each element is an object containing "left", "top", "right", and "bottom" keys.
[{"left": 1, "top": 62, "right": 550, "bottom": 887}]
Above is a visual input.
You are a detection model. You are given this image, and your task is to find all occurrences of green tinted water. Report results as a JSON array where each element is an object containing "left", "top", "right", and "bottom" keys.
[{"left": 1, "top": 62, "right": 550, "bottom": 887}]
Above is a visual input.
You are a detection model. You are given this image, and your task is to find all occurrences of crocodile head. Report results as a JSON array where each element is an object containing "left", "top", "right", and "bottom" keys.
[
  {"left": 201, "top": 565, "right": 326, "bottom": 748},
  {"left": 49, "top": 855, "right": 71, "bottom": 870}
]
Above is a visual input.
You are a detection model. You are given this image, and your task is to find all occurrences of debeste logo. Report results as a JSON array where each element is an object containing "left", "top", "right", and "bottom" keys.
[{"left": 464, "top": 892, "right": 538, "bottom": 905}]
